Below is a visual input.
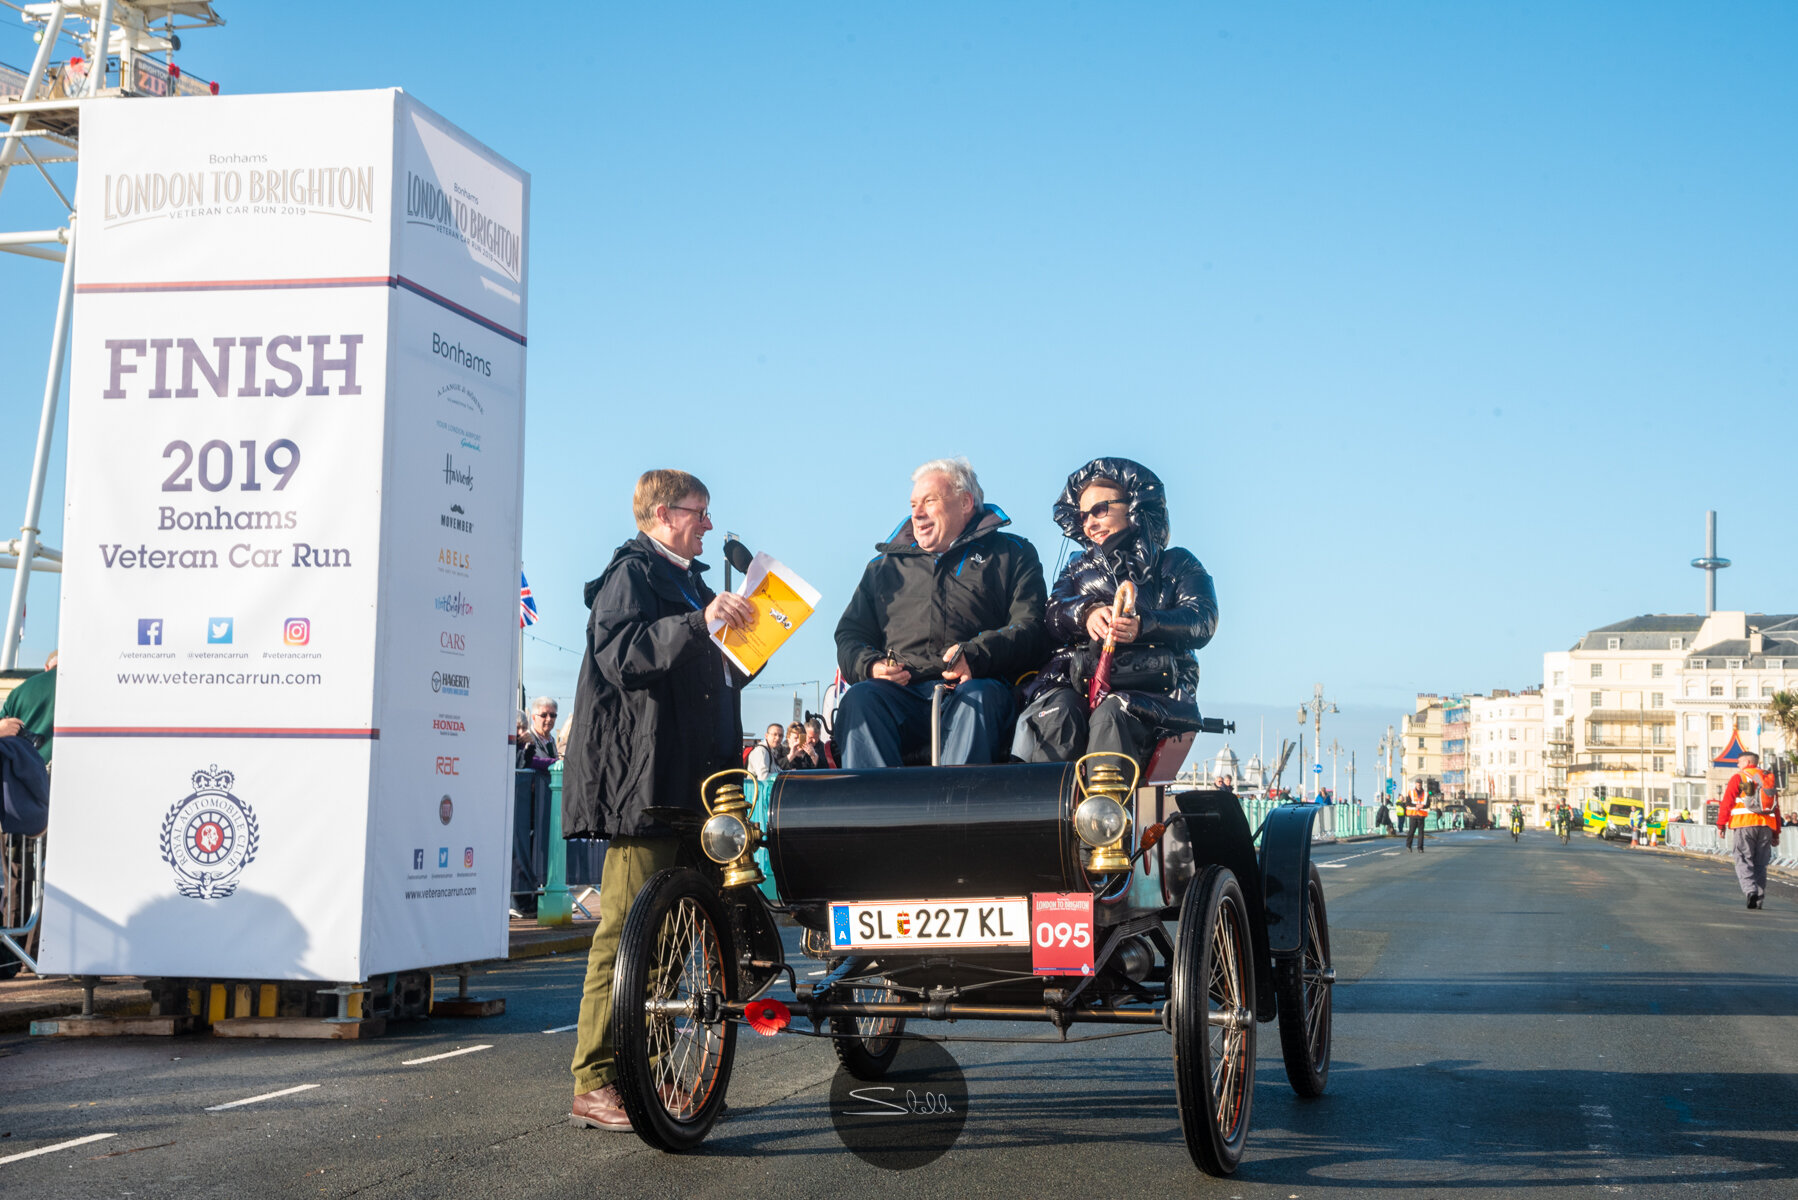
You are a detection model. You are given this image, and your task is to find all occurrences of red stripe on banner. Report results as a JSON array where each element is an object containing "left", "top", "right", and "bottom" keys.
[
  {"left": 75, "top": 276, "right": 393, "bottom": 293},
  {"left": 392, "top": 275, "right": 527, "bottom": 345},
  {"left": 57, "top": 727, "right": 381, "bottom": 739},
  {"left": 74, "top": 275, "right": 528, "bottom": 345}
]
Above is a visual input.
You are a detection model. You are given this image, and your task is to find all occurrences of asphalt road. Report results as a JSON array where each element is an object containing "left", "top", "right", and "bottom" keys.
[{"left": 4, "top": 831, "right": 1797, "bottom": 1198}]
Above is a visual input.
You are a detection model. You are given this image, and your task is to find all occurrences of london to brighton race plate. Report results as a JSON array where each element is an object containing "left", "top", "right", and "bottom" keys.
[{"left": 830, "top": 897, "right": 1030, "bottom": 950}]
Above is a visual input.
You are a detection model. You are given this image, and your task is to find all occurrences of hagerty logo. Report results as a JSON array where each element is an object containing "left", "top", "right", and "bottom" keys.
[{"left": 160, "top": 764, "right": 260, "bottom": 900}]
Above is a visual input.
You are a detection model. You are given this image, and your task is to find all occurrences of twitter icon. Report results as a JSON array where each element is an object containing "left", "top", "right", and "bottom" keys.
[{"left": 207, "top": 617, "right": 234, "bottom": 644}]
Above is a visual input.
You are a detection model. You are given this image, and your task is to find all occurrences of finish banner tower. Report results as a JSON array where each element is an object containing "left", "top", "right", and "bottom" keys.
[{"left": 40, "top": 90, "right": 530, "bottom": 981}]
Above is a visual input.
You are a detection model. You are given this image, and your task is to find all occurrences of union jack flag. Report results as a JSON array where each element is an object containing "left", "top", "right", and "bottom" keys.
[{"left": 519, "top": 571, "right": 538, "bottom": 629}]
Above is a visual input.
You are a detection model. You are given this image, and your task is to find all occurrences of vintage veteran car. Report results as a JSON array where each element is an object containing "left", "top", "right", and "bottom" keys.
[{"left": 606, "top": 725, "right": 1334, "bottom": 1176}]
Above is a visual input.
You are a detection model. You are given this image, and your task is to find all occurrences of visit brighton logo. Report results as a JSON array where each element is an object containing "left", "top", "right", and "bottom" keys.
[{"left": 160, "top": 764, "right": 260, "bottom": 900}]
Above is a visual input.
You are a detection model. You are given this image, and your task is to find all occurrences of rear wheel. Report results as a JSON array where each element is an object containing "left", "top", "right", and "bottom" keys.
[
  {"left": 1171, "top": 864, "right": 1256, "bottom": 1176},
  {"left": 830, "top": 977, "right": 906, "bottom": 1079},
  {"left": 1273, "top": 862, "right": 1333, "bottom": 1097},
  {"left": 612, "top": 869, "right": 736, "bottom": 1151}
]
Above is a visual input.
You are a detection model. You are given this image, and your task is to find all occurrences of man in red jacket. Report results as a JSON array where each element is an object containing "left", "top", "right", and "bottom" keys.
[{"left": 1717, "top": 752, "right": 1781, "bottom": 909}]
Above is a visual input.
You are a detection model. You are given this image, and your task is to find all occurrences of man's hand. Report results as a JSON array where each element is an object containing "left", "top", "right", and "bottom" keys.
[
  {"left": 870, "top": 658, "right": 912, "bottom": 686},
  {"left": 705, "top": 592, "right": 755, "bottom": 631},
  {"left": 941, "top": 644, "right": 972, "bottom": 684},
  {"left": 0, "top": 716, "right": 21, "bottom": 739}
]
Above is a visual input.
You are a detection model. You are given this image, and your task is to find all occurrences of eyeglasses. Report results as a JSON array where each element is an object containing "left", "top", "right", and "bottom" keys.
[
  {"left": 1079, "top": 500, "right": 1121, "bottom": 522},
  {"left": 667, "top": 504, "right": 711, "bottom": 521}
]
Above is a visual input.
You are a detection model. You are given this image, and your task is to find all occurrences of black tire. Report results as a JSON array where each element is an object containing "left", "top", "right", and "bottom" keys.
[
  {"left": 830, "top": 978, "right": 906, "bottom": 1080},
  {"left": 1171, "top": 864, "right": 1256, "bottom": 1176},
  {"left": 1273, "top": 862, "right": 1332, "bottom": 1098},
  {"left": 611, "top": 869, "right": 737, "bottom": 1151}
]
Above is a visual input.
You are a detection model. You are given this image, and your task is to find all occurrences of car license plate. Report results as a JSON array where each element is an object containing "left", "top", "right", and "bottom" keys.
[{"left": 830, "top": 898, "right": 1030, "bottom": 950}]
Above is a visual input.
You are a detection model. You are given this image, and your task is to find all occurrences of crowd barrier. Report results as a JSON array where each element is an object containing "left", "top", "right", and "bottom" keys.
[
  {"left": 1661, "top": 820, "right": 1798, "bottom": 871},
  {"left": 1234, "top": 799, "right": 1456, "bottom": 843}
]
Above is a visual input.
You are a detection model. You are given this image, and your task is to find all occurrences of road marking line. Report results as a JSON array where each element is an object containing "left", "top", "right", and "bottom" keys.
[
  {"left": 0, "top": 1133, "right": 117, "bottom": 1165},
  {"left": 542, "top": 1023, "right": 577, "bottom": 1034},
  {"left": 403, "top": 1044, "right": 492, "bottom": 1065},
  {"left": 205, "top": 1083, "right": 320, "bottom": 1111},
  {"left": 1317, "top": 863, "right": 1348, "bottom": 869}
]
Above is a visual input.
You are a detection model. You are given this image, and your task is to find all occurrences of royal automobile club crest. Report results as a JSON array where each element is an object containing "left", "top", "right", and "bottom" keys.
[{"left": 159, "top": 764, "right": 260, "bottom": 900}]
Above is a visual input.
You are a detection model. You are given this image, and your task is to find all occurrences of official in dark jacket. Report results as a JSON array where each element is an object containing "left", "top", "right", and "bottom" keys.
[
  {"left": 835, "top": 457, "right": 1047, "bottom": 767},
  {"left": 1012, "top": 457, "right": 1217, "bottom": 769},
  {"left": 564, "top": 470, "right": 753, "bottom": 1134}
]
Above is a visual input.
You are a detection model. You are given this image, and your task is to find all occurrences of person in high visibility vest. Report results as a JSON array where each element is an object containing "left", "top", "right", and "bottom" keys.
[
  {"left": 1403, "top": 782, "right": 1431, "bottom": 853},
  {"left": 1716, "top": 751, "right": 1781, "bottom": 909}
]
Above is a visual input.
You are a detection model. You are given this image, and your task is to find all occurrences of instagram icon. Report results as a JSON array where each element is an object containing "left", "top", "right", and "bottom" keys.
[{"left": 283, "top": 617, "right": 311, "bottom": 646}]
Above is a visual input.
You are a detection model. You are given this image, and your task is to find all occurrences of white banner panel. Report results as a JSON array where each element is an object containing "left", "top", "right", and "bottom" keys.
[{"left": 41, "top": 90, "right": 528, "bottom": 982}]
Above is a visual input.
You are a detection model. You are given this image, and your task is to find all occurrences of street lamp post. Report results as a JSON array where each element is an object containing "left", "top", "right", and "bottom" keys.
[{"left": 1298, "top": 684, "right": 1338, "bottom": 802}]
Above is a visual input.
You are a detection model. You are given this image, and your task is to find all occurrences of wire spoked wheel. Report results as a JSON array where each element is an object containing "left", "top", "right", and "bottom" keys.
[
  {"left": 612, "top": 869, "right": 737, "bottom": 1150},
  {"left": 1274, "top": 861, "right": 1333, "bottom": 1097},
  {"left": 831, "top": 977, "right": 906, "bottom": 1079},
  {"left": 1171, "top": 864, "right": 1256, "bottom": 1176}
]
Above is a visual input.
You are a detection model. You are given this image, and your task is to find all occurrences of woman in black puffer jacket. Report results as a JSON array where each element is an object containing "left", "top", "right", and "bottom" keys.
[{"left": 1011, "top": 457, "right": 1218, "bottom": 768}]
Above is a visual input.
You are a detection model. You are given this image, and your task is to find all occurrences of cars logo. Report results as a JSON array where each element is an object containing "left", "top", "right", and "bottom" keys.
[
  {"left": 441, "top": 631, "right": 466, "bottom": 652},
  {"left": 439, "top": 794, "right": 454, "bottom": 824},
  {"left": 283, "top": 617, "right": 310, "bottom": 646},
  {"left": 413, "top": 848, "right": 424, "bottom": 870},
  {"left": 207, "top": 617, "right": 234, "bottom": 644},
  {"left": 464, "top": 847, "right": 474, "bottom": 868},
  {"left": 137, "top": 618, "right": 163, "bottom": 645}
]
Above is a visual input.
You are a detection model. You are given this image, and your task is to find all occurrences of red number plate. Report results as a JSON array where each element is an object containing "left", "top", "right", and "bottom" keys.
[{"left": 1030, "top": 892, "right": 1095, "bottom": 976}]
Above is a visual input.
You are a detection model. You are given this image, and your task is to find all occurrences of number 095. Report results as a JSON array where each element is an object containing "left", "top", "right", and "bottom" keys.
[{"left": 1034, "top": 920, "right": 1091, "bottom": 949}]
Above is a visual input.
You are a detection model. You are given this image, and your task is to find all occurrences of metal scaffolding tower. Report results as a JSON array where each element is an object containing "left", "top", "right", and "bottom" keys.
[{"left": 0, "top": 1, "right": 223, "bottom": 668}]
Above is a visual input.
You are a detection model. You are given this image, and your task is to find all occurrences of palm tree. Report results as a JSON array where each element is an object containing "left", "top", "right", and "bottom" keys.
[{"left": 1770, "top": 690, "right": 1798, "bottom": 780}]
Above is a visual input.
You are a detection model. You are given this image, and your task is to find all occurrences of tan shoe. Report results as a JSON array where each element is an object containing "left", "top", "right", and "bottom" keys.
[{"left": 571, "top": 1082, "right": 632, "bottom": 1131}]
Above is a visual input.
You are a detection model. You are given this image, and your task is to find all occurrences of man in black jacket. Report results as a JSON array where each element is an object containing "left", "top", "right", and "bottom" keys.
[
  {"left": 563, "top": 470, "right": 752, "bottom": 1132},
  {"left": 834, "top": 457, "right": 1047, "bottom": 767}
]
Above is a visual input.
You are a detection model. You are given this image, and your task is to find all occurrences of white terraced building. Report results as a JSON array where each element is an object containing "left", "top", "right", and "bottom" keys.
[
  {"left": 1467, "top": 690, "right": 1547, "bottom": 819},
  {"left": 1542, "top": 611, "right": 1798, "bottom": 819}
]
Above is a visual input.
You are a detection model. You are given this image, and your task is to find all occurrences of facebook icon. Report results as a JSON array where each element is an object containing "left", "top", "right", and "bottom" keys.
[
  {"left": 137, "top": 618, "right": 163, "bottom": 645},
  {"left": 412, "top": 848, "right": 424, "bottom": 871}
]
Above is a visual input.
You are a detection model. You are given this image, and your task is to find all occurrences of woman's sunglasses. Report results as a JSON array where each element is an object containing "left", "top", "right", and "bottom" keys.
[{"left": 1079, "top": 500, "right": 1122, "bottom": 522}]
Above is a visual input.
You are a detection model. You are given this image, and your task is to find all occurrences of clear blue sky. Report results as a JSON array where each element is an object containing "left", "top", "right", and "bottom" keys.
[{"left": 4, "top": 4, "right": 1794, "bottom": 782}]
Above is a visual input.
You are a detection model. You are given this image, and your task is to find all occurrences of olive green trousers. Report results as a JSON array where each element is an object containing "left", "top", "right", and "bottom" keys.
[{"left": 570, "top": 835, "right": 681, "bottom": 1095}]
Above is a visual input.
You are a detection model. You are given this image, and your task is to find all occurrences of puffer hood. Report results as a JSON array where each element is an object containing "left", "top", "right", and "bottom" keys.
[{"left": 1051, "top": 458, "right": 1170, "bottom": 550}]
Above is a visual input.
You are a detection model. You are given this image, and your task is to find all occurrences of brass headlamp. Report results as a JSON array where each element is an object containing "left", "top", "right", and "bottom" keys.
[
  {"left": 698, "top": 769, "right": 766, "bottom": 889},
  {"left": 1073, "top": 752, "right": 1140, "bottom": 875}
]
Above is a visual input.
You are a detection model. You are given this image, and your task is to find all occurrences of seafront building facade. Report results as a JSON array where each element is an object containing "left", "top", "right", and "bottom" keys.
[
  {"left": 1468, "top": 690, "right": 1547, "bottom": 816},
  {"left": 1401, "top": 695, "right": 1446, "bottom": 794},
  {"left": 1542, "top": 611, "right": 1797, "bottom": 817}
]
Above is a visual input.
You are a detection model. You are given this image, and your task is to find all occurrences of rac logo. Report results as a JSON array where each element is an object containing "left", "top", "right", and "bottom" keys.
[{"left": 436, "top": 756, "right": 460, "bottom": 776}]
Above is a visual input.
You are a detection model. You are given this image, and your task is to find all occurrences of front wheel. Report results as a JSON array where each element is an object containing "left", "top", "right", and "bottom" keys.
[
  {"left": 1171, "top": 864, "right": 1256, "bottom": 1176},
  {"left": 611, "top": 869, "right": 737, "bottom": 1151},
  {"left": 1273, "top": 862, "right": 1333, "bottom": 1097}
]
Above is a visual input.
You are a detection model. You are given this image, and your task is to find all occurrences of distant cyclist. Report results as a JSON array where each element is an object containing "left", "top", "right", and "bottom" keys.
[
  {"left": 1508, "top": 802, "right": 1525, "bottom": 842},
  {"left": 1554, "top": 801, "right": 1573, "bottom": 844}
]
